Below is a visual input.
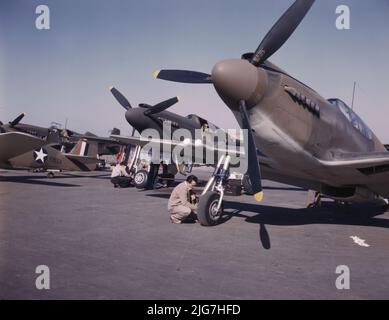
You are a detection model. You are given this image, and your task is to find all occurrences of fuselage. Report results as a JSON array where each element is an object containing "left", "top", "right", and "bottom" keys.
[
  {"left": 125, "top": 107, "right": 221, "bottom": 140},
  {"left": 212, "top": 58, "right": 387, "bottom": 191}
]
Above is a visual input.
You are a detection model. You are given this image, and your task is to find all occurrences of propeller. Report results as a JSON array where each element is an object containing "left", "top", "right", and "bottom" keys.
[
  {"left": 9, "top": 113, "right": 26, "bottom": 127},
  {"left": 110, "top": 86, "right": 181, "bottom": 136},
  {"left": 239, "top": 100, "right": 263, "bottom": 202},
  {"left": 110, "top": 86, "right": 132, "bottom": 110},
  {"left": 153, "top": 70, "right": 212, "bottom": 84},
  {"left": 143, "top": 96, "right": 180, "bottom": 116},
  {"left": 110, "top": 86, "right": 180, "bottom": 116},
  {"left": 154, "top": 0, "right": 315, "bottom": 81},
  {"left": 250, "top": 0, "right": 315, "bottom": 66}
]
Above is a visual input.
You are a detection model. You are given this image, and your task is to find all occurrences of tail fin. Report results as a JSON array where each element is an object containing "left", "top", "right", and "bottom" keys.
[
  {"left": 70, "top": 139, "right": 98, "bottom": 158},
  {"left": 111, "top": 128, "right": 121, "bottom": 136},
  {"left": 84, "top": 131, "right": 98, "bottom": 137}
]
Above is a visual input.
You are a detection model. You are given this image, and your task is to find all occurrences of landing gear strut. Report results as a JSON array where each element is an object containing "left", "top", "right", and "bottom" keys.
[
  {"left": 306, "top": 191, "right": 321, "bottom": 208},
  {"left": 197, "top": 155, "right": 231, "bottom": 226}
]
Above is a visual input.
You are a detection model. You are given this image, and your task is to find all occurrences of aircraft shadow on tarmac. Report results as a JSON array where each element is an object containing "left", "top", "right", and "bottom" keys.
[
  {"left": 262, "top": 186, "right": 306, "bottom": 192},
  {"left": 0, "top": 175, "right": 82, "bottom": 188},
  {"left": 0, "top": 172, "right": 111, "bottom": 188},
  {"left": 223, "top": 201, "right": 389, "bottom": 250},
  {"left": 59, "top": 172, "right": 111, "bottom": 180},
  {"left": 146, "top": 193, "right": 171, "bottom": 199},
  {"left": 144, "top": 192, "right": 389, "bottom": 250}
]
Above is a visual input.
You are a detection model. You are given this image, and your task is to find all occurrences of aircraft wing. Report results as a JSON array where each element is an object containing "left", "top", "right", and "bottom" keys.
[
  {"left": 320, "top": 152, "right": 389, "bottom": 168},
  {"left": 64, "top": 154, "right": 102, "bottom": 161},
  {"left": 0, "top": 132, "right": 46, "bottom": 163},
  {"left": 73, "top": 134, "right": 129, "bottom": 145},
  {"left": 63, "top": 154, "right": 102, "bottom": 171},
  {"left": 110, "top": 135, "right": 246, "bottom": 157},
  {"left": 319, "top": 151, "right": 389, "bottom": 198},
  {"left": 110, "top": 135, "right": 164, "bottom": 148}
]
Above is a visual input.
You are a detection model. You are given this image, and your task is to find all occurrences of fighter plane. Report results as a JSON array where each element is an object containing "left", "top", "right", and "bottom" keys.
[
  {"left": 0, "top": 113, "right": 122, "bottom": 176},
  {"left": 108, "top": 86, "right": 236, "bottom": 189},
  {"left": 149, "top": 0, "right": 389, "bottom": 226}
]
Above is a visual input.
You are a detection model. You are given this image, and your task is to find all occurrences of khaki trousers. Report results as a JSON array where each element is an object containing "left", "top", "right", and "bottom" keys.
[{"left": 169, "top": 205, "right": 192, "bottom": 222}]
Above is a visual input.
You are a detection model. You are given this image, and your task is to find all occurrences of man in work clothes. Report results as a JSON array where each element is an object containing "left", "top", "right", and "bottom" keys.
[
  {"left": 111, "top": 161, "right": 133, "bottom": 188},
  {"left": 168, "top": 175, "right": 199, "bottom": 224}
]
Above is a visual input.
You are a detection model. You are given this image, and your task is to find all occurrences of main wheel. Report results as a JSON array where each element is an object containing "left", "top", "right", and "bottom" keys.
[
  {"left": 134, "top": 170, "right": 149, "bottom": 189},
  {"left": 197, "top": 191, "right": 224, "bottom": 226},
  {"left": 47, "top": 172, "right": 55, "bottom": 179}
]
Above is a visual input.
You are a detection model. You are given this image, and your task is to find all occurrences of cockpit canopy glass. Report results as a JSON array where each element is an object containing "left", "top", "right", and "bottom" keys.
[{"left": 328, "top": 98, "right": 373, "bottom": 140}]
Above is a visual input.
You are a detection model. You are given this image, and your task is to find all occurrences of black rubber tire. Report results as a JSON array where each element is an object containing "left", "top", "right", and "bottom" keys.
[
  {"left": 134, "top": 170, "right": 149, "bottom": 189},
  {"left": 47, "top": 172, "right": 55, "bottom": 179},
  {"left": 242, "top": 175, "right": 254, "bottom": 195},
  {"left": 197, "top": 191, "right": 223, "bottom": 226}
]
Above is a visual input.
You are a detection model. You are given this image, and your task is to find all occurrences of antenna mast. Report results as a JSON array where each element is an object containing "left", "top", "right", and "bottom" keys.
[{"left": 351, "top": 81, "right": 356, "bottom": 110}]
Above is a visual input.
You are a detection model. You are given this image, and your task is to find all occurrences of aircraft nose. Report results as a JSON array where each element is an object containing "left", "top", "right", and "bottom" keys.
[
  {"left": 211, "top": 59, "right": 268, "bottom": 107},
  {"left": 125, "top": 109, "right": 141, "bottom": 130}
]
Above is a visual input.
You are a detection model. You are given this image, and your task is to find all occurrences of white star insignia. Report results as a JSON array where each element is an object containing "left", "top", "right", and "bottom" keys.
[{"left": 34, "top": 148, "right": 48, "bottom": 163}]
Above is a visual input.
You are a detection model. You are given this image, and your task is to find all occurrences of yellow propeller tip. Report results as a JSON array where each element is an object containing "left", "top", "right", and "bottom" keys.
[
  {"left": 254, "top": 192, "right": 264, "bottom": 202},
  {"left": 177, "top": 96, "right": 181, "bottom": 102},
  {"left": 153, "top": 70, "right": 161, "bottom": 78},
  {"left": 108, "top": 86, "right": 114, "bottom": 91}
]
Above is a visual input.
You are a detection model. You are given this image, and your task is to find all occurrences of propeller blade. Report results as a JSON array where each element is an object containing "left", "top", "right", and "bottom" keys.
[
  {"left": 131, "top": 127, "right": 136, "bottom": 137},
  {"left": 138, "top": 103, "right": 152, "bottom": 108},
  {"left": 251, "top": 0, "right": 315, "bottom": 66},
  {"left": 239, "top": 100, "right": 263, "bottom": 202},
  {"left": 110, "top": 87, "right": 132, "bottom": 110},
  {"left": 144, "top": 96, "right": 181, "bottom": 116},
  {"left": 153, "top": 70, "right": 213, "bottom": 84},
  {"left": 9, "top": 113, "right": 26, "bottom": 126}
]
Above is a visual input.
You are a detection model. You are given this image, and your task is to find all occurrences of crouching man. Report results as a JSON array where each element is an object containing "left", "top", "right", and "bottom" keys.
[
  {"left": 168, "top": 175, "right": 199, "bottom": 224},
  {"left": 111, "top": 161, "right": 133, "bottom": 188}
]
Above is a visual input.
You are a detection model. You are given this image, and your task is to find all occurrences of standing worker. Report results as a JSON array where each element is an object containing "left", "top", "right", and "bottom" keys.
[{"left": 168, "top": 175, "right": 199, "bottom": 224}]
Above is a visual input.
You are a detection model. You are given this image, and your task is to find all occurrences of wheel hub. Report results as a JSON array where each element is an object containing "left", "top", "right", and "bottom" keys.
[
  {"left": 135, "top": 173, "right": 145, "bottom": 184},
  {"left": 209, "top": 199, "right": 221, "bottom": 220}
]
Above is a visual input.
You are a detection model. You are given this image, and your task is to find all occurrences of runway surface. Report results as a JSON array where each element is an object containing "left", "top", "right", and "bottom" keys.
[{"left": 0, "top": 169, "right": 388, "bottom": 300}]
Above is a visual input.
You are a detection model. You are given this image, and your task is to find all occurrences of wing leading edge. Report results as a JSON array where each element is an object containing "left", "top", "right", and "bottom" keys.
[{"left": 319, "top": 151, "right": 389, "bottom": 198}]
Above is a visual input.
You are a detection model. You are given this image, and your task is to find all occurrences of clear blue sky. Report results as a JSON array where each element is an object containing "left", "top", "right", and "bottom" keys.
[{"left": 1, "top": 0, "right": 389, "bottom": 141}]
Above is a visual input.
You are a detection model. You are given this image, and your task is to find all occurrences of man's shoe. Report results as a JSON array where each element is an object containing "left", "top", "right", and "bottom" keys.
[{"left": 170, "top": 216, "right": 181, "bottom": 224}]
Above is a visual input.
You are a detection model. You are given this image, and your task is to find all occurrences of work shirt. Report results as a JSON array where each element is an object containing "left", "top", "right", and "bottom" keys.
[
  {"left": 111, "top": 165, "right": 129, "bottom": 178},
  {"left": 168, "top": 182, "right": 197, "bottom": 212}
]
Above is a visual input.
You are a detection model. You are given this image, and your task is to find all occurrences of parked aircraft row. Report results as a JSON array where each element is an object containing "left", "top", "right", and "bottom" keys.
[
  {"left": 3, "top": 0, "right": 389, "bottom": 227},
  {"left": 0, "top": 112, "right": 123, "bottom": 177}
]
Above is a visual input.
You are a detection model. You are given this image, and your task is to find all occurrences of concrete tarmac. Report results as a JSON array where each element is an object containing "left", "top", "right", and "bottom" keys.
[{"left": 0, "top": 169, "right": 388, "bottom": 300}]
